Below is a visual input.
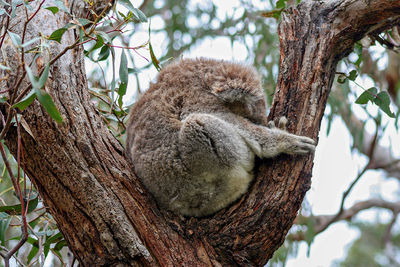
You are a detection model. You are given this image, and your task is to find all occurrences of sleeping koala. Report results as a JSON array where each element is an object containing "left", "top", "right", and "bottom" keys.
[{"left": 126, "top": 58, "right": 315, "bottom": 217}]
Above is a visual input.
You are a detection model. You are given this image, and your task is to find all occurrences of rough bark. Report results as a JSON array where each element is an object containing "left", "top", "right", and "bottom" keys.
[{"left": 1, "top": 0, "right": 400, "bottom": 266}]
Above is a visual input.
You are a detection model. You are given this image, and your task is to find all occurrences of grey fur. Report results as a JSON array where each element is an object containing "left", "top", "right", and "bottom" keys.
[{"left": 126, "top": 58, "right": 315, "bottom": 217}]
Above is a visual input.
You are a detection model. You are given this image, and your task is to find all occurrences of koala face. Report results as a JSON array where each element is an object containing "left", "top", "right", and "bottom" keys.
[{"left": 224, "top": 98, "right": 267, "bottom": 125}]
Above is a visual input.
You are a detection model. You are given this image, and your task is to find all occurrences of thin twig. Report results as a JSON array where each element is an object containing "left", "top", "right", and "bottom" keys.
[{"left": 0, "top": 245, "right": 26, "bottom": 266}]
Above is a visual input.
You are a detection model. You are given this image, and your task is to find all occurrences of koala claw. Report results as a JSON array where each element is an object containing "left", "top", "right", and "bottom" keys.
[
  {"left": 278, "top": 116, "right": 288, "bottom": 130},
  {"left": 289, "top": 135, "right": 316, "bottom": 155},
  {"left": 267, "top": 116, "right": 288, "bottom": 130}
]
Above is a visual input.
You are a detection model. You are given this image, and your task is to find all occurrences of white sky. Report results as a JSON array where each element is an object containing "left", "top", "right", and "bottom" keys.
[{"left": 85, "top": 1, "right": 400, "bottom": 266}]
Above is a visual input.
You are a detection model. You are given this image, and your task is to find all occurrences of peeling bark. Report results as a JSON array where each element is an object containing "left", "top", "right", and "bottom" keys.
[{"left": 1, "top": 0, "right": 400, "bottom": 266}]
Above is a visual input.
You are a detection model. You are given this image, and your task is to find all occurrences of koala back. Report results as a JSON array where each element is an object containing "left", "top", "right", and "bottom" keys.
[{"left": 126, "top": 58, "right": 267, "bottom": 216}]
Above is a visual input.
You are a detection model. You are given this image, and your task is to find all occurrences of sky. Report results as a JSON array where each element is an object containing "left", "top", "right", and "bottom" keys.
[{"left": 85, "top": 0, "right": 400, "bottom": 266}]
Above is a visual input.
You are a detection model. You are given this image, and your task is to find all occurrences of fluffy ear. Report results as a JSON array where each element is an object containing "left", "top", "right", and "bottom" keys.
[
  {"left": 207, "top": 62, "right": 264, "bottom": 104},
  {"left": 211, "top": 80, "right": 261, "bottom": 104}
]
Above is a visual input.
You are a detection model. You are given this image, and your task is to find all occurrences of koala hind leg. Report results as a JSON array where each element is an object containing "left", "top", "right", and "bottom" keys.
[{"left": 176, "top": 113, "right": 255, "bottom": 216}]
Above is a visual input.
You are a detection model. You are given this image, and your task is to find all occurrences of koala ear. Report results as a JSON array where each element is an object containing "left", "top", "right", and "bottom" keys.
[{"left": 211, "top": 80, "right": 260, "bottom": 104}]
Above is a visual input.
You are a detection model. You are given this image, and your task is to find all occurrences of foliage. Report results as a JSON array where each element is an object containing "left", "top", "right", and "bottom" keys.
[
  {"left": 0, "top": 0, "right": 149, "bottom": 265},
  {"left": 335, "top": 221, "right": 400, "bottom": 267}
]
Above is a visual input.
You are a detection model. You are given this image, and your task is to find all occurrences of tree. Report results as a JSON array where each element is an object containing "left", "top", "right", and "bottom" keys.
[{"left": 0, "top": 0, "right": 399, "bottom": 266}]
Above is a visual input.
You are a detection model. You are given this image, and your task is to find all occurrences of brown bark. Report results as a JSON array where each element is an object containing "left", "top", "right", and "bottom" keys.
[{"left": 1, "top": 0, "right": 400, "bottom": 266}]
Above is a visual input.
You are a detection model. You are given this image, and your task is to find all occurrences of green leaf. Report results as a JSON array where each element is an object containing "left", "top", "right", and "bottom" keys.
[
  {"left": 0, "top": 64, "right": 11, "bottom": 71},
  {"left": 119, "top": 49, "right": 128, "bottom": 84},
  {"left": 44, "top": 6, "right": 59, "bottom": 14},
  {"left": 44, "top": 242, "right": 50, "bottom": 257},
  {"left": 21, "top": 37, "right": 40, "bottom": 48},
  {"left": 7, "top": 31, "right": 21, "bottom": 47},
  {"left": 373, "top": 91, "right": 395, "bottom": 118},
  {"left": 10, "top": 0, "right": 17, "bottom": 18},
  {"left": 373, "top": 91, "right": 391, "bottom": 107},
  {"left": 110, "top": 46, "right": 116, "bottom": 103},
  {"left": 276, "top": 0, "right": 287, "bottom": 9},
  {"left": 25, "top": 64, "right": 50, "bottom": 90},
  {"left": 36, "top": 90, "right": 64, "bottom": 123},
  {"left": 0, "top": 1, "right": 10, "bottom": 7},
  {"left": 27, "top": 243, "right": 39, "bottom": 264},
  {"left": 0, "top": 191, "right": 39, "bottom": 215},
  {"left": 45, "top": 232, "right": 63, "bottom": 245},
  {"left": 118, "top": 50, "right": 128, "bottom": 108},
  {"left": 78, "top": 18, "right": 92, "bottom": 27},
  {"left": 97, "top": 31, "right": 112, "bottom": 44},
  {"left": 117, "top": 0, "right": 135, "bottom": 11},
  {"left": 48, "top": 28, "right": 68, "bottom": 43},
  {"left": 22, "top": 0, "right": 32, "bottom": 11},
  {"left": 97, "top": 45, "right": 110, "bottom": 61},
  {"left": 11, "top": 90, "right": 36, "bottom": 110},
  {"left": 86, "top": 35, "right": 104, "bottom": 54},
  {"left": 149, "top": 41, "right": 161, "bottom": 71},
  {"left": 54, "top": 239, "right": 67, "bottom": 251},
  {"left": 54, "top": 0, "right": 70, "bottom": 13},
  {"left": 38, "top": 64, "right": 50, "bottom": 89},
  {"left": 348, "top": 70, "right": 358, "bottom": 81},
  {"left": 132, "top": 8, "right": 147, "bottom": 22},
  {"left": 118, "top": 0, "right": 147, "bottom": 22},
  {"left": 25, "top": 64, "right": 39, "bottom": 89},
  {"left": 48, "top": 23, "right": 74, "bottom": 43},
  {"left": 355, "top": 87, "right": 377, "bottom": 104},
  {"left": 25, "top": 65, "right": 63, "bottom": 123},
  {"left": 337, "top": 74, "right": 347, "bottom": 84},
  {"left": 0, "top": 212, "right": 10, "bottom": 245}
]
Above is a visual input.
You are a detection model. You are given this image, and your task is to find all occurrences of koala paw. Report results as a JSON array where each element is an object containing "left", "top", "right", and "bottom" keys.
[
  {"left": 286, "top": 135, "right": 316, "bottom": 155},
  {"left": 269, "top": 117, "right": 316, "bottom": 155},
  {"left": 267, "top": 116, "right": 288, "bottom": 130}
]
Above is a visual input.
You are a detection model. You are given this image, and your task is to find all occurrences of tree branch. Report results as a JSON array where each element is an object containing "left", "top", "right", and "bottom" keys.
[
  {"left": 290, "top": 199, "right": 400, "bottom": 241},
  {"left": 331, "top": 86, "right": 400, "bottom": 179}
]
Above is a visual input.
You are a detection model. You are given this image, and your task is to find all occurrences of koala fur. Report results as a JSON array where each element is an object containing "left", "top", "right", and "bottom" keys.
[{"left": 126, "top": 58, "right": 315, "bottom": 217}]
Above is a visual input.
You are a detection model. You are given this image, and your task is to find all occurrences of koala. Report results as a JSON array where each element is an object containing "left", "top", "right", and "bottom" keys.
[{"left": 126, "top": 58, "right": 315, "bottom": 217}]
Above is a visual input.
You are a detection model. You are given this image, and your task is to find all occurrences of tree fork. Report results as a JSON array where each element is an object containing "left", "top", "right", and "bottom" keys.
[{"left": 1, "top": 0, "right": 400, "bottom": 266}]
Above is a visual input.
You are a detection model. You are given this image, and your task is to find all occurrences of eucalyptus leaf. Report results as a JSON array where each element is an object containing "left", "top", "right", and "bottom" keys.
[
  {"left": 337, "top": 74, "right": 347, "bottom": 84},
  {"left": 11, "top": 90, "right": 36, "bottom": 111},
  {"left": 355, "top": 87, "right": 377, "bottom": 104},
  {"left": 44, "top": 6, "right": 59, "bottom": 14},
  {"left": 54, "top": 0, "right": 70, "bottom": 13},
  {"left": 27, "top": 245, "right": 39, "bottom": 264},
  {"left": 348, "top": 70, "right": 358, "bottom": 81},
  {"left": 119, "top": 49, "right": 128, "bottom": 85},
  {"left": 86, "top": 35, "right": 104, "bottom": 54},
  {"left": 0, "top": 64, "right": 11, "bottom": 71},
  {"left": 21, "top": 37, "right": 40, "bottom": 48},
  {"left": 38, "top": 64, "right": 50, "bottom": 89},
  {"left": 48, "top": 28, "right": 68, "bottom": 43},
  {"left": 276, "top": 0, "right": 287, "bottom": 9},
  {"left": 149, "top": 41, "right": 161, "bottom": 71},
  {"left": 118, "top": 0, "right": 146, "bottom": 21},
  {"left": 0, "top": 191, "right": 39, "bottom": 215},
  {"left": 373, "top": 91, "right": 395, "bottom": 118},
  {"left": 0, "top": 212, "right": 10, "bottom": 245},
  {"left": 35, "top": 89, "right": 64, "bottom": 123},
  {"left": 78, "top": 18, "right": 92, "bottom": 27},
  {"left": 48, "top": 23, "right": 74, "bottom": 43},
  {"left": 97, "top": 45, "right": 110, "bottom": 61},
  {"left": 7, "top": 31, "right": 21, "bottom": 47}
]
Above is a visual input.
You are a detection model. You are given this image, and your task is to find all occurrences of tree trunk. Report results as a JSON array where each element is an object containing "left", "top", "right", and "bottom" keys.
[{"left": 1, "top": 0, "right": 399, "bottom": 266}]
